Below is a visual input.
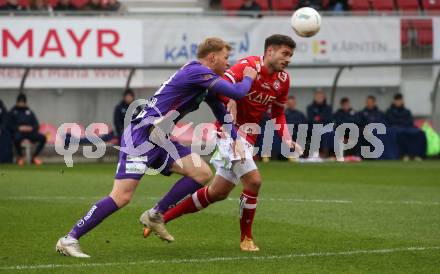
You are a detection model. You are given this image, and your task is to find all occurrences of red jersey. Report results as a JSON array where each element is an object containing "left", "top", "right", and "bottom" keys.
[{"left": 221, "top": 56, "right": 291, "bottom": 145}]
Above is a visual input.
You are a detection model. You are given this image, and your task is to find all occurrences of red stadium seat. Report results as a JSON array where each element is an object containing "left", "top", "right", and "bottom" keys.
[
  {"left": 350, "top": 0, "right": 370, "bottom": 12},
  {"left": 401, "top": 19, "right": 411, "bottom": 47},
  {"left": 17, "top": 0, "right": 29, "bottom": 7},
  {"left": 422, "top": 0, "right": 440, "bottom": 14},
  {"left": 271, "top": 0, "right": 296, "bottom": 10},
  {"left": 322, "top": 0, "right": 330, "bottom": 9},
  {"left": 370, "top": 0, "right": 395, "bottom": 13},
  {"left": 256, "top": 0, "right": 269, "bottom": 10},
  {"left": 87, "top": 123, "right": 112, "bottom": 137},
  {"left": 221, "top": 0, "right": 243, "bottom": 10},
  {"left": 39, "top": 123, "right": 58, "bottom": 145},
  {"left": 47, "top": 0, "right": 59, "bottom": 7},
  {"left": 412, "top": 19, "right": 433, "bottom": 46},
  {"left": 71, "top": 0, "right": 88, "bottom": 9},
  {"left": 396, "top": 0, "right": 420, "bottom": 12},
  {"left": 0, "top": 0, "right": 6, "bottom": 7}
]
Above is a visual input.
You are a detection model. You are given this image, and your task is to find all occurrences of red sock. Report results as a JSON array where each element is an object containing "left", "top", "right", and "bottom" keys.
[
  {"left": 239, "top": 190, "right": 258, "bottom": 241},
  {"left": 164, "top": 186, "right": 211, "bottom": 223}
]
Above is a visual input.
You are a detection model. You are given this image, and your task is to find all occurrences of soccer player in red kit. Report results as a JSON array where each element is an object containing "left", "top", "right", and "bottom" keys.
[{"left": 144, "top": 34, "right": 303, "bottom": 251}]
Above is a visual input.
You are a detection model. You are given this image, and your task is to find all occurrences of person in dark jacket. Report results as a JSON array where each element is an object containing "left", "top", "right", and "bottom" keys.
[
  {"left": 285, "top": 95, "right": 307, "bottom": 141},
  {"left": 386, "top": 93, "right": 426, "bottom": 160},
  {"left": 357, "top": 95, "right": 397, "bottom": 159},
  {"left": 333, "top": 97, "right": 359, "bottom": 157},
  {"left": 113, "top": 89, "right": 136, "bottom": 141},
  {"left": 357, "top": 95, "right": 386, "bottom": 128},
  {"left": 306, "top": 89, "right": 333, "bottom": 157},
  {"left": 0, "top": 100, "right": 13, "bottom": 163},
  {"left": 307, "top": 89, "right": 332, "bottom": 124},
  {"left": 9, "top": 93, "right": 46, "bottom": 165},
  {"left": 333, "top": 97, "right": 358, "bottom": 127},
  {"left": 385, "top": 93, "right": 413, "bottom": 128}
]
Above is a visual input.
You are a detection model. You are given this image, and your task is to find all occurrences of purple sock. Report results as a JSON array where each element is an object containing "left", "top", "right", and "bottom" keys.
[
  {"left": 154, "top": 177, "right": 203, "bottom": 213},
  {"left": 68, "top": 196, "right": 119, "bottom": 240}
]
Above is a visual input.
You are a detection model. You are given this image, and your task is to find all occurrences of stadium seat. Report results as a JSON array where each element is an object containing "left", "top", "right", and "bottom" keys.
[
  {"left": 422, "top": 0, "right": 440, "bottom": 13},
  {"left": 71, "top": 0, "right": 89, "bottom": 9},
  {"left": 256, "top": 0, "right": 269, "bottom": 10},
  {"left": 221, "top": 0, "right": 243, "bottom": 10},
  {"left": 271, "top": 0, "right": 296, "bottom": 10},
  {"left": 47, "top": 0, "right": 59, "bottom": 7},
  {"left": 17, "top": 0, "right": 29, "bottom": 7},
  {"left": 401, "top": 19, "right": 411, "bottom": 47},
  {"left": 39, "top": 123, "right": 58, "bottom": 145},
  {"left": 370, "top": 0, "right": 395, "bottom": 13},
  {"left": 412, "top": 19, "right": 433, "bottom": 46},
  {"left": 87, "top": 123, "right": 112, "bottom": 137},
  {"left": 350, "top": 0, "right": 370, "bottom": 12},
  {"left": 396, "top": 0, "right": 420, "bottom": 13},
  {"left": 61, "top": 122, "right": 85, "bottom": 139},
  {"left": 0, "top": 0, "right": 6, "bottom": 7}
]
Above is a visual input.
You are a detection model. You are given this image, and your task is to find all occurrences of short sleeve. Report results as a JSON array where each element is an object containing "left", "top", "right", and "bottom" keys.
[{"left": 223, "top": 59, "right": 252, "bottom": 83}]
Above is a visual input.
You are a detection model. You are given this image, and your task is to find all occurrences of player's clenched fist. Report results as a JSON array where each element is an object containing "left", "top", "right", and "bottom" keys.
[{"left": 243, "top": 66, "right": 258, "bottom": 80}]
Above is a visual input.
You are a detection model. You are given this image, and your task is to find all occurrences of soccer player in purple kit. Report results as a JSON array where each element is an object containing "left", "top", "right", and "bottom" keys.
[{"left": 56, "top": 37, "right": 257, "bottom": 258}]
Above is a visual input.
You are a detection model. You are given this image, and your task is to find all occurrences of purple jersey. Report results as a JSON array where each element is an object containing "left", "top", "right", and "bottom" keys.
[{"left": 134, "top": 61, "right": 221, "bottom": 124}]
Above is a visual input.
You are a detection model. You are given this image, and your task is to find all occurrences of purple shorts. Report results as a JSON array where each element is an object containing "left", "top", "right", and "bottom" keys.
[{"left": 115, "top": 124, "right": 191, "bottom": 180}]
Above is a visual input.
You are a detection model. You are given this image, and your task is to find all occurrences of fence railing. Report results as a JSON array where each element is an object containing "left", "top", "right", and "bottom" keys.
[{"left": 2, "top": 59, "right": 440, "bottom": 130}]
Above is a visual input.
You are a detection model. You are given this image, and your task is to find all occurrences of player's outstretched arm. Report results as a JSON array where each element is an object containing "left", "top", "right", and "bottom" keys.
[{"left": 209, "top": 67, "right": 257, "bottom": 100}]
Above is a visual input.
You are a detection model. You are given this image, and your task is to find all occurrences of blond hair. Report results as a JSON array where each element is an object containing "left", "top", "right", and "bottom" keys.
[{"left": 196, "top": 37, "right": 231, "bottom": 59}]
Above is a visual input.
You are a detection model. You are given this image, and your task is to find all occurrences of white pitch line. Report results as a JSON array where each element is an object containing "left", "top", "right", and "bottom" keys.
[
  {"left": 1, "top": 196, "right": 440, "bottom": 206},
  {"left": 1, "top": 246, "right": 439, "bottom": 271}
]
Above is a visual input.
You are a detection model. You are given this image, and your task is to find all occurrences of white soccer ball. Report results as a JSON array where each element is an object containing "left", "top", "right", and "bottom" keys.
[{"left": 290, "top": 7, "right": 321, "bottom": 38}]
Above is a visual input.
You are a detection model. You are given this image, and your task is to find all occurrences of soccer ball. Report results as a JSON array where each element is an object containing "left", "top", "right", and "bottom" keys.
[{"left": 290, "top": 7, "right": 321, "bottom": 38}]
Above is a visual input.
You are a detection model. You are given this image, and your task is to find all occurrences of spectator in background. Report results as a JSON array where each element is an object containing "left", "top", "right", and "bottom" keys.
[
  {"left": 113, "top": 89, "right": 136, "bottom": 142},
  {"left": 0, "top": 0, "right": 24, "bottom": 10},
  {"left": 357, "top": 95, "right": 398, "bottom": 160},
  {"left": 357, "top": 95, "right": 386, "bottom": 128},
  {"left": 239, "top": 0, "right": 262, "bottom": 17},
  {"left": 327, "top": 0, "right": 349, "bottom": 11},
  {"left": 9, "top": 93, "right": 46, "bottom": 165},
  {"left": 285, "top": 95, "right": 307, "bottom": 141},
  {"left": 102, "top": 0, "right": 122, "bottom": 11},
  {"left": 85, "top": 0, "right": 102, "bottom": 10},
  {"left": 307, "top": 89, "right": 332, "bottom": 124},
  {"left": 0, "top": 100, "right": 13, "bottom": 164},
  {"left": 333, "top": 97, "right": 358, "bottom": 127},
  {"left": 386, "top": 93, "right": 426, "bottom": 160},
  {"left": 30, "top": 0, "right": 52, "bottom": 11},
  {"left": 297, "top": 0, "right": 323, "bottom": 10},
  {"left": 54, "top": 0, "right": 76, "bottom": 11},
  {"left": 333, "top": 97, "right": 359, "bottom": 158},
  {"left": 307, "top": 89, "right": 333, "bottom": 157}
]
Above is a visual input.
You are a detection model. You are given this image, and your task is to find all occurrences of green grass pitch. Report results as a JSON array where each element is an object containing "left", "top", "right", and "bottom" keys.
[{"left": 0, "top": 161, "right": 439, "bottom": 273}]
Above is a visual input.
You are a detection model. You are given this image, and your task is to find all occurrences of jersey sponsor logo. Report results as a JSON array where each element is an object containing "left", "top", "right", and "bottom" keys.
[
  {"left": 203, "top": 74, "right": 213, "bottom": 80},
  {"left": 127, "top": 155, "right": 148, "bottom": 162},
  {"left": 278, "top": 72, "right": 288, "bottom": 82},
  {"left": 261, "top": 83, "right": 271, "bottom": 90},
  {"left": 273, "top": 80, "right": 280, "bottom": 90},
  {"left": 247, "top": 90, "right": 277, "bottom": 105},
  {"left": 126, "top": 162, "right": 147, "bottom": 174},
  {"left": 240, "top": 60, "right": 249, "bottom": 64}
]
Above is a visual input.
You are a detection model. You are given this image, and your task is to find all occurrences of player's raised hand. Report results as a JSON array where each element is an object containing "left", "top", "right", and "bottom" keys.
[
  {"left": 286, "top": 140, "right": 304, "bottom": 157},
  {"left": 231, "top": 138, "right": 246, "bottom": 164},
  {"left": 243, "top": 66, "right": 258, "bottom": 80}
]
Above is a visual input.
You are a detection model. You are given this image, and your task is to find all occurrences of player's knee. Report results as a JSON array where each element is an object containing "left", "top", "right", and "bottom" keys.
[
  {"left": 193, "top": 165, "right": 212, "bottom": 184},
  {"left": 111, "top": 192, "right": 132, "bottom": 208},
  {"left": 245, "top": 178, "right": 261, "bottom": 192},
  {"left": 212, "top": 189, "right": 229, "bottom": 202}
]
